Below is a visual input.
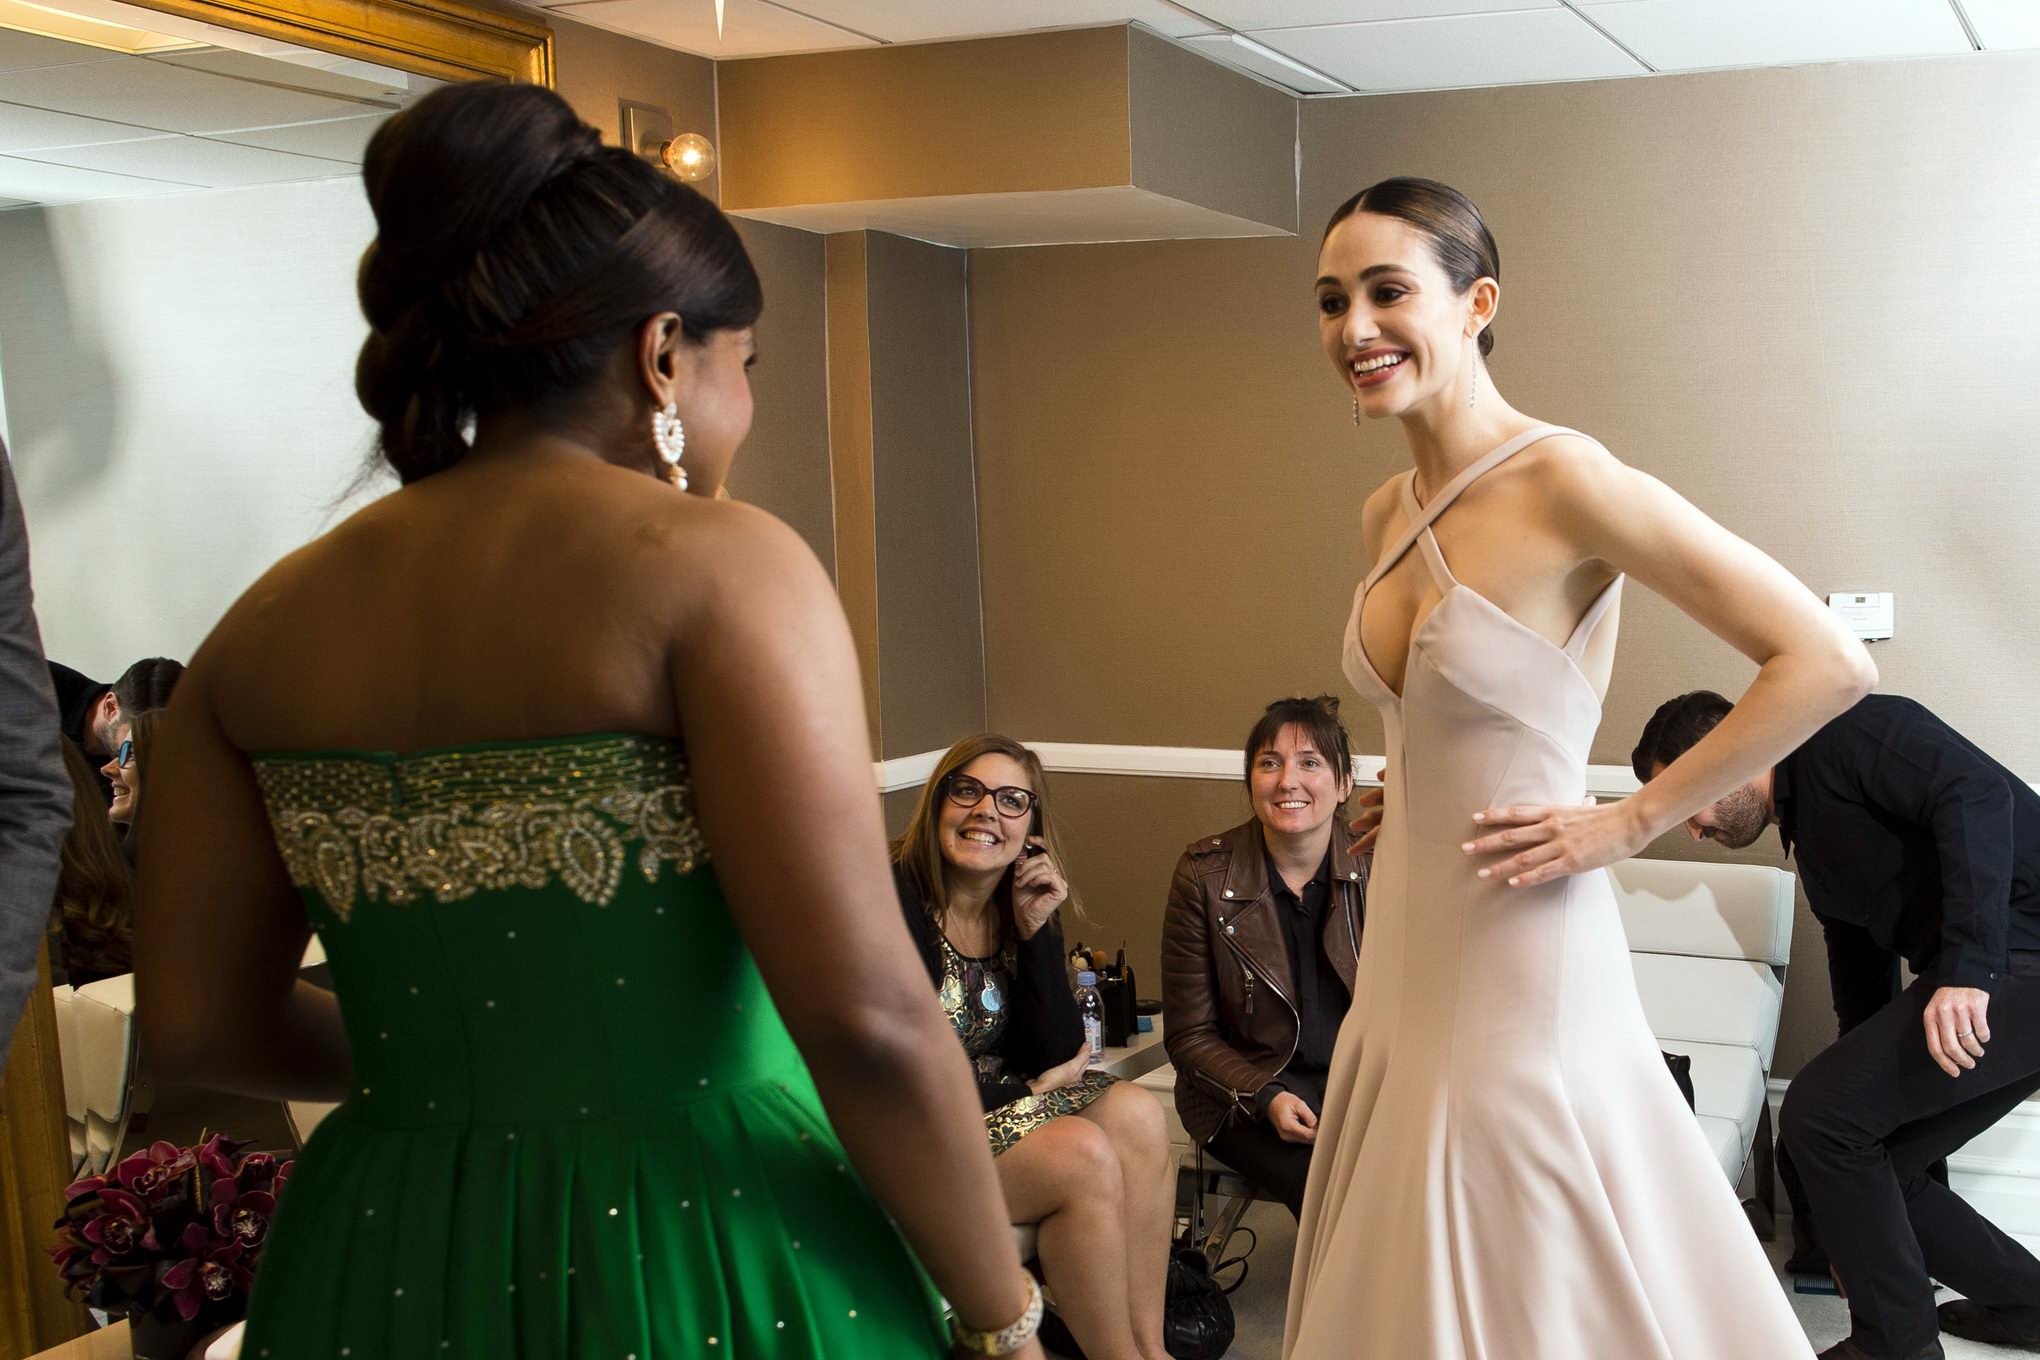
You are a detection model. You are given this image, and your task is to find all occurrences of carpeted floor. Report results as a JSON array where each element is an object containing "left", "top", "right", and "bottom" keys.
[{"left": 1122, "top": 1204, "right": 2012, "bottom": 1360}]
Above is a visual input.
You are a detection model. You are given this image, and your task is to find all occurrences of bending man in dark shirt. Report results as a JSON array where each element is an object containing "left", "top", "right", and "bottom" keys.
[{"left": 1636, "top": 690, "right": 2040, "bottom": 1360}]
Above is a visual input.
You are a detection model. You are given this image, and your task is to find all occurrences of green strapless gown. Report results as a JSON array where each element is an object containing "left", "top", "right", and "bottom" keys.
[{"left": 238, "top": 734, "right": 948, "bottom": 1358}]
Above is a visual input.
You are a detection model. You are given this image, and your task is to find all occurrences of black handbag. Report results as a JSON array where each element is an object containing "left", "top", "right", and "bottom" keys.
[
  {"left": 1663, "top": 1050, "right": 1696, "bottom": 1109},
  {"left": 1163, "top": 1239, "right": 1235, "bottom": 1360},
  {"left": 1031, "top": 1237, "right": 1236, "bottom": 1360}
]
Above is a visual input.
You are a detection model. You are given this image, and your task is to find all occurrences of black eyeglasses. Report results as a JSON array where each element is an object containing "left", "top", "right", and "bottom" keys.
[
  {"left": 116, "top": 739, "right": 134, "bottom": 770},
  {"left": 943, "top": 774, "right": 1036, "bottom": 820}
]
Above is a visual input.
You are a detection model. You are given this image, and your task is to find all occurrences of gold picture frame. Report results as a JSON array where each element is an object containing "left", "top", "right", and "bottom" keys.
[{"left": 119, "top": 0, "right": 554, "bottom": 86}]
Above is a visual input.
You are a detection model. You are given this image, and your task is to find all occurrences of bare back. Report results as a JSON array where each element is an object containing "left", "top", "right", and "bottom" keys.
[{"left": 202, "top": 453, "right": 715, "bottom": 756}]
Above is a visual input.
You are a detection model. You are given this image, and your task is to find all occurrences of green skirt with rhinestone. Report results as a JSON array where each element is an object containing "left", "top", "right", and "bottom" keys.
[{"left": 238, "top": 735, "right": 948, "bottom": 1359}]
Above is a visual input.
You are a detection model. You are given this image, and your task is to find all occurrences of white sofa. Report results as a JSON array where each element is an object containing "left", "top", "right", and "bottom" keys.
[{"left": 1138, "top": 855, "right": 1795, "bottom": 1209}]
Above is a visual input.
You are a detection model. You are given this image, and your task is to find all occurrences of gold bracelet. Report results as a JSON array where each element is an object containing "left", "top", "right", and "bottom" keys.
[{"left": 950, "top": 1272, "right": 1044, "bottom": 1356}]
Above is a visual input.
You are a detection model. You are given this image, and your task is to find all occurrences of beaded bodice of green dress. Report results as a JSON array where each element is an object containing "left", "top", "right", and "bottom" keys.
[{"left": 236, "top": 733, "right": 948, "bottom": 1358}]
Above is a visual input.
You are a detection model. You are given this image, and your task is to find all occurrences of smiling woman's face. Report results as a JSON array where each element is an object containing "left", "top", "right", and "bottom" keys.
[
  {"left": 1317, "top": 210, "right": 1484, "bottom": 421},
  {"left": 1250, "top": 723, "right": 1349, "bottom": 840},
  {"left": 101, "top": 727, "right": 136, "bottom": 823},
  {"left": 936, "top": 753, "right": 1035, "bottom": 876}
]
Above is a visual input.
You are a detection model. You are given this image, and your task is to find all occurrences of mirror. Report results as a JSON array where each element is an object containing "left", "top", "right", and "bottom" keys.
[{"left": 0, "top": 3, "right": 550, "bottom": 1345}]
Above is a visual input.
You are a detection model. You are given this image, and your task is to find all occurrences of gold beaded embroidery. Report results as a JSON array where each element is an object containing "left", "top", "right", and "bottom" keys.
[{"left": 252, "top": 736, "right": 708, "bottom": 919}]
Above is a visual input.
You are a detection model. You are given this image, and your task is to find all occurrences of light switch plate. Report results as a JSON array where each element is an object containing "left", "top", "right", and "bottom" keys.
[{"left": 1827, "top": 592, "right": 1894, "bottom": 641}]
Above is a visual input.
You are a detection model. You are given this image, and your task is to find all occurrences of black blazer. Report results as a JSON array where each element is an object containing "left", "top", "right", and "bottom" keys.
[{"left": 893, "top": 862, "right": 1085, "bottom": 1112}]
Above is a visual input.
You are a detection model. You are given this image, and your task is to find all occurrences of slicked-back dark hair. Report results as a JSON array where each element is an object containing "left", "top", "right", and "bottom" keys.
[
  {"left": 1324, "top": 176, "right": 1500, "bottom": 357},
  {"left": 112, "top": 657, "right": 182, "bottom": 716},
  {"left": 1632, "top": 690, "right": 1734, "bottom": 782}
]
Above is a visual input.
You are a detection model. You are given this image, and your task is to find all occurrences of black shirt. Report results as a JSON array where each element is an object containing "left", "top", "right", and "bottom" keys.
[
  {"left": 1776, "top": 694, "right": 2040, "bottom": 1012},
  {"left": 1257, "top": 846, "right": 1351, "bottom": 1115}
]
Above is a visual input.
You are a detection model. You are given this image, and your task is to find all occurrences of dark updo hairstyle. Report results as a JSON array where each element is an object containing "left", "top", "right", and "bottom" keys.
[
  {"left": 355, "top": 82, "right": 763, "bottom": 483},
  {"left": 1323, "top": 177, "right": 1500, "bottom": 358}
]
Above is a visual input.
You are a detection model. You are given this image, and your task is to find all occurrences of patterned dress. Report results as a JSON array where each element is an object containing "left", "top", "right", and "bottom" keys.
[
  {"left": 240, "top": 733, "right": 949, "bottom": 1358},
  {"left": 932, "top": 929, "right": 1117, "bottom": 1155}
]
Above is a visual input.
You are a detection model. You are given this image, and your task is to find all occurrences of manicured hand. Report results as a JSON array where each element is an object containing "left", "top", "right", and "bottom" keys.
[
  {"left": 1461, "top": 795, "right": 1651, "bottom": 890},
  {"left": 1029, "top": 1043, "right": 1091, "bottom": 1095},
  {"left": 1925, "top": 986, "right": 1991, "bottom": 1078},
  {"left": 1011, "top": 837, "right": 1068, "bottom": 940},
  {"left": 1267, "top": 1092, "right": 1319, "bottom": 1145}
]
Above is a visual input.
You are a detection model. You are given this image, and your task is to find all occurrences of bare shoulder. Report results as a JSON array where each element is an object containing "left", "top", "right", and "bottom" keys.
[
  {"left": 1513, "top": 429, "right": 1661, "bottom": 520},
  {"left": 624, "top": 492, "right": 833, "bottom": 627}
]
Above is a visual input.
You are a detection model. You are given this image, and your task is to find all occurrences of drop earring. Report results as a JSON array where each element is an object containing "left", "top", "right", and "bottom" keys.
[
  {"left": 652, "top": 400, "right": 687, "bottom": 491},
  {"left": 1352, "top": 397, "right": 1361, "bottom": 426},
  {"left": 1468, "top": 336, "right": 1479, "bottom": 411}
]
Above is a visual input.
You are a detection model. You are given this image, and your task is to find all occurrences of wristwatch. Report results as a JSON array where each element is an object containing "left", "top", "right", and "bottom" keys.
[{"left": 950, "top": 1272, "right": 1045, "bottom": 1356}]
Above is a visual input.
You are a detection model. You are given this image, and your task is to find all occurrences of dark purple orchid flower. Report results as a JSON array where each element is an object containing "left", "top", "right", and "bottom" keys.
[{"left": 159, "top": 1223, "right": 251, "bottom": 1321}]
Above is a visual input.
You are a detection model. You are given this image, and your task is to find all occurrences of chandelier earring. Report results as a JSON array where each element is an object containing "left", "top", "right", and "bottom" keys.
[{"left": 652, "top": 400, "right": 687, "bottom": 491}]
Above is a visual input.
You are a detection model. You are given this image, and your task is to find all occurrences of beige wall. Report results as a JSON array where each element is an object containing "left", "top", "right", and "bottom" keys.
[
  {"left": 869, "top": 232, "right": 986, "bottom": 760},
  {"left": 718, "top": 29, "right": 1132, "bottom": 211},
  {"left": 730, "top": 219, "right": 834, "bottom": 574},
  {"left": 968, "top": 51, "right": 2040, "bottom": 1077},
  {"left": 544, "top": 7, "right": 720, "bottom": 202}
]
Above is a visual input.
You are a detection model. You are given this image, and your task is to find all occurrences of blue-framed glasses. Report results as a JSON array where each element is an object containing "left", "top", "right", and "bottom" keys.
[{"left": 116, "top": 739, "right": 133, "bottom": 770}]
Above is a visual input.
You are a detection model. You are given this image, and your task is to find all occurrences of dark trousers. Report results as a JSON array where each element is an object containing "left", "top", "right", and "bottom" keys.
[
  {"left": 1782, "top": 954, "right": 2040, "bottom": 1357},
  {"left": 1205, "top": 1111, "right": 1313, "bottom": 1219}
]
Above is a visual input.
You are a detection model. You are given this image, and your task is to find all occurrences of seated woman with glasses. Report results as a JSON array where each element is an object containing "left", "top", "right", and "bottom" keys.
[
  {"left": 1161, "top": 695, "right": 1368, "bottom": 1218},
  {"left": 892, "top": 736, "right": 1175, "bottom": 1360},
  {"left": 99, "top": 709, "right": 157, "bottom": 827}
]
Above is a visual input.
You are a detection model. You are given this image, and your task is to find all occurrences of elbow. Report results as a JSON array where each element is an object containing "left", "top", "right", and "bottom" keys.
[
  {"left": 785, "top": 990, "right": 949, "bottom": 1090},
  {"left": 1835, "top": 642, "right": 1878, "bottom": 707}
]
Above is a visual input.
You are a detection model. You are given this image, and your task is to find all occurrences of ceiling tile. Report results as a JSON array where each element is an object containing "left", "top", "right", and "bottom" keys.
[
  {"left": 212, "top": 113, "right": 387, "bottom": 163},
  {"left": 33, "top": 134, "right": 356, "bottom": 187},
  {"left": 0, "top": 100, "right": 166, "bottom": 152},
  {"left": 766, "top": 1, "right": 1221, "bottom": 42},
  {"left": 542, "top": 0, "right": 876, "bottom": 58},
  {"left": 0, "top": 52, "right": 374, "bottom": 133},
  {"left": 1182, "top": 33, "right": 1351, "bottom": 92},
  {"left": 0, "top": 152, "right": 195, "bottom": 203},
  {"left": 0, "top": 27, "right": 118, "bottom": 74},
  {"left": 1254, "top": 8, "right": 1645, "bottom": 90},
  {"left": 151, "top": 48, "right": 414, "bottom": 101},
  {"left": 1576, "top": 0, "right": 1972, "bottom": 71},
  {"left": 1954, "top": 0, "right": 2040, "bottom": 50},
  {"left": 1193, "top": 0, "right": 1556, "bottom": 31}
]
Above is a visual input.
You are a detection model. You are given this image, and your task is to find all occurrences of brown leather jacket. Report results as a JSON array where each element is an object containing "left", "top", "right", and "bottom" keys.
[{"left": 1162, "top": 817, "right": 1366, "bottom": 1145}]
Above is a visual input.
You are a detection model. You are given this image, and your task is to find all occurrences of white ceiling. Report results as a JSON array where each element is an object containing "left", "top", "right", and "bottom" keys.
[
  {"left": 536, "top": 0, "right": 2037, "bottom": 95},
  {"left": 0, "top": 22, "right": 416, "bottom": 209}
]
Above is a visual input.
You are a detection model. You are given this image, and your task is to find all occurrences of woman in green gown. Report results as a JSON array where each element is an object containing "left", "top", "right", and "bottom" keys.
[{"left": 134, "top": 82, "right": 1045, "bottom": 1360}]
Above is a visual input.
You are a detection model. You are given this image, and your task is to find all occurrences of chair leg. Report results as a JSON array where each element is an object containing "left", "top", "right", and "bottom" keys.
[
  {"left": 1743, "top": 1098, "right": 1778, "bottom": 1241},
  {"left": 1199, "top": 1188, "right": 1252, "bottom": 1268}
]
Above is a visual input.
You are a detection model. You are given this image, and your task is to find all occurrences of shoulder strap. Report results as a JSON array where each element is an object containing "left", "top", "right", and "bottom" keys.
[{"left": 1363, "top": 426, "right": 1580, "bottom": 590}]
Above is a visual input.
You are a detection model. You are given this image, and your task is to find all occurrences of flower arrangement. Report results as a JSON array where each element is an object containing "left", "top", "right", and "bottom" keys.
[{"left": 50, "top": 1134, "right": 293, "bottom": 1338}]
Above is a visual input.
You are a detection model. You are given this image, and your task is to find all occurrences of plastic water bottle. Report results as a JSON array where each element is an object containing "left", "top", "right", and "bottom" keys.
[{"left": 1075, "top": 970, "right": 1105, "bottom": 1067}]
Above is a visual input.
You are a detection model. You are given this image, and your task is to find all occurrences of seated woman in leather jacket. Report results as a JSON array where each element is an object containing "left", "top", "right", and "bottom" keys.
[
  {"left": 1161, "top": 695, "right": 1369, "bottom": 1217},
  {"left": 893, "top": 734, "right": 1175, "bottom": 1360}
]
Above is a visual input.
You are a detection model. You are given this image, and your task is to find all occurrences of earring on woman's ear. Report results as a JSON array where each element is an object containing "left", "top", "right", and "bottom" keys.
[
  {"left": 1468, "top": 335, "right": 1479, "bottom": 411},
  {"left": 1352, "top": 397, "right": 1361, "bottom": 426},
  {"left": 652, "top": 400, "right": 687, "bottom": 491}
]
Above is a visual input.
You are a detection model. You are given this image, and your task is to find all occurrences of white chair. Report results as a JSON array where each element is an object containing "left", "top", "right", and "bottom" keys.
[
  {"left": 51, "top": 971, "right": 143, "bottom": 1175},
  {"left": 1609, "top": 856, "right": 1794, "bottom": 1231}
]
